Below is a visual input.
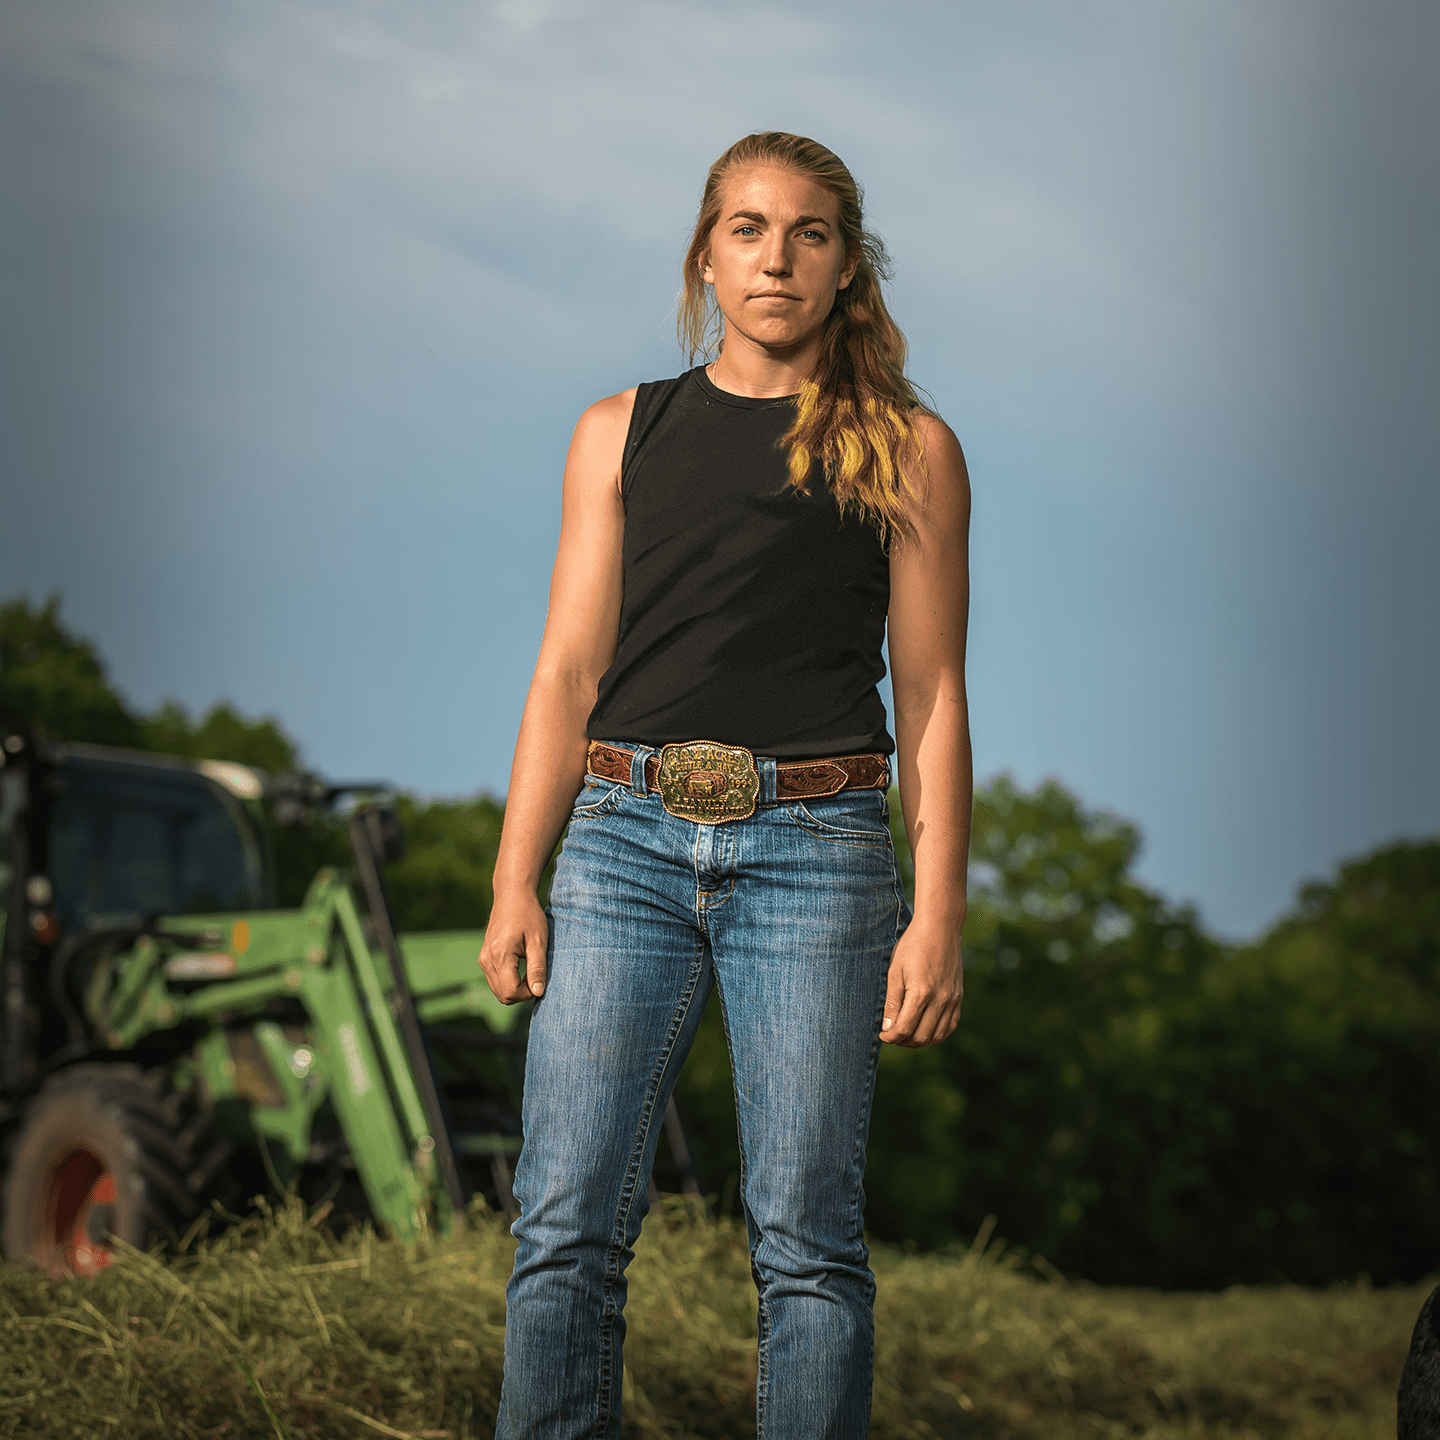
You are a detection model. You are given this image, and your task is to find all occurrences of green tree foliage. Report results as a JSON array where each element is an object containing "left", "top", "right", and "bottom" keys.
[
  {"left": 139, "top": 699, "right": 300, "bottom": 774},
  {"left": 860, "top": 781, "right": 1440, "bottom": 1288},
  {"left": 1160, "top": 841, "right": 1440, "bottom": 1288},
  {"left": 385, "top": 794, "right": 505, "bottom": 932},
  {"left": 0, "top": 595, "right": 143, "bottom": 747},
  {"left": 0, "top": 596, "right": 300, "bottom": 771}
]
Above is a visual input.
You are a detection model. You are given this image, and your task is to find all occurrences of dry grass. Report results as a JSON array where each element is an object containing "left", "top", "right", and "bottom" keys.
[{"left": 0, "top": 1198, "right": 1425, "bottom": 1439}]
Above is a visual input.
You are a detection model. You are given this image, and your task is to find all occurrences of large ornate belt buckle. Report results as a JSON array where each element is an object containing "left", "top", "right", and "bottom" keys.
[{"left": 656, "top": 740, "right": 760, "bottom": 825}]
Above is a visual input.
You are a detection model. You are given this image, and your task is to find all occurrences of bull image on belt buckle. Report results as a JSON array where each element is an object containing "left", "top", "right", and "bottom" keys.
[{"left": 656, "top": 741, "right": 760, "bottom": 824}]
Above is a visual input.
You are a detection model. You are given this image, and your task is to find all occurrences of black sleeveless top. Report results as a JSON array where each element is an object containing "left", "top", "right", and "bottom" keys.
[{"left": 585, "top": 367, "right": 894, "bottom": 758}]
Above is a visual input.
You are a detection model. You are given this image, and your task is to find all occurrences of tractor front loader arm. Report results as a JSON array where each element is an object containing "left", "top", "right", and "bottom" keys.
[
  {"left": 83, "top": 869, "right": 521, "bottom": 1242},
  {"left": 346, "top": 812, "right": 466, "bottom": 1220}
]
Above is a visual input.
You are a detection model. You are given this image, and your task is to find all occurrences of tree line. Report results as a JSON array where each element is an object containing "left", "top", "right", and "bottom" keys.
[{"left": 4, "top": 594, "right": 1437, "bottom": 1288}]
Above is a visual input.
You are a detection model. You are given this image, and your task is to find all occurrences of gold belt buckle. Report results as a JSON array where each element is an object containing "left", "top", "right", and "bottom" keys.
[{"left": 656, "top": 740, "right": 760, "bottom": 824}]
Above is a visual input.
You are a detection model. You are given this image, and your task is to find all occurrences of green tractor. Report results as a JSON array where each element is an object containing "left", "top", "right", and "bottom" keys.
[{"left": 0, "top": 732, "right": 537, "bottom": 1275}]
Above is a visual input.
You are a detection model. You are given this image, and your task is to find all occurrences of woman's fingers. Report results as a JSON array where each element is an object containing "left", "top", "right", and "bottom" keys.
[
  {"left": 479, "top": 903, "right": 549, "bottom": 1004},
  {"left": 909, "top": 993, "right": 960, "bottom": 1048},
  {"left": 881, "top": 936, "right": 963, "bottom": 1047},
  {"left": 478, "top": 936, "right": 523, "bottom": 1003},
  {"left": 881, "top": 963, "right": 907, "bottom": 1041},
  {"left": 890, "top": 995, "right": 956, "bottom": 1048},
  {"left": 882, "top": 965, "right": 938, "bottom": 1045},
  {"left": 884, "top": 985, "right": 931, "bottom": 1046},
  {"left": 523, "top": 918, "right": 548, "bottom": 997}
]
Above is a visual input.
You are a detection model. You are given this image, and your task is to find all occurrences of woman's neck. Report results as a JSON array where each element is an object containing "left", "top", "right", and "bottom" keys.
[{"left": 707, "top": 331, "right": 818, "bottom": 398}]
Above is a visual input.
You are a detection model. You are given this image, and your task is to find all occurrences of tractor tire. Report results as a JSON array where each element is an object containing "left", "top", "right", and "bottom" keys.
[{"left": 3, "top": 1064, "right": 197, "bottom": 1277}]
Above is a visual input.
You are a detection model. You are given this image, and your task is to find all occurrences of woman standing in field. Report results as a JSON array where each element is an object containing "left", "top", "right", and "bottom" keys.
[{"left": 479, "top": 131, "right": 972, "bottom": 1439}]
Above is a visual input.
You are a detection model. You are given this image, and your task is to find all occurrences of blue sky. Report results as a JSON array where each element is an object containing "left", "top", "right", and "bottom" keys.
[{"left": 3, "top": 0, "right": 1436, "bottom": 937}]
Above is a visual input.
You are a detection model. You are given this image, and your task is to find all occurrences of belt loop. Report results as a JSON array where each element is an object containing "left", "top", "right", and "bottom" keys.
[
  {"left": 758, "top": 756, "right": 777, "bottom": 805},
  {"left": 629, "top": 745, "right": 653, "bottom": 797}
]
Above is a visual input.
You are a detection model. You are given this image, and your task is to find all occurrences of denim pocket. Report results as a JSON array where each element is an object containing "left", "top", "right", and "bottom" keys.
[
  {"left": 571, "top": 778, "right": 627, "bottom": 820},
  {"left": 788, "top": 789, "right": 894, "bottom": 845}
]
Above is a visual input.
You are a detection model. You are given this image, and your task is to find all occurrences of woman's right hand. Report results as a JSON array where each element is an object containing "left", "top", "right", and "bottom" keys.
[{"left": 479, "top": 887, "right": 550, "bottom": 1003}]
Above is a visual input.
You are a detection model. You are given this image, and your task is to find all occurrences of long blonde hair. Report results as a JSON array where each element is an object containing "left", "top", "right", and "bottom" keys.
[{"left": 679, "top": 131, "right": 932, "bottom": 541}]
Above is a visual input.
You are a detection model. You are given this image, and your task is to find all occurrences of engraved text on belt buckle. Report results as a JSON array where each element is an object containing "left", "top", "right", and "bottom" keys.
[{"left": 656, "top": 741, "right": 760, "bottom": 824}]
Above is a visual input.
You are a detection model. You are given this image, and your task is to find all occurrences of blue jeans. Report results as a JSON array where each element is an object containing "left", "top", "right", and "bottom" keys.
[{"left": 497, "top": 750, "right": 909, "bottom": 1439}]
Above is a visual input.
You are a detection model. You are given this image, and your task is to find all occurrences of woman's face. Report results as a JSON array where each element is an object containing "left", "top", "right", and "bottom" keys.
[{"left": 701, "top": 164, "right": 858, "bottom": 358}]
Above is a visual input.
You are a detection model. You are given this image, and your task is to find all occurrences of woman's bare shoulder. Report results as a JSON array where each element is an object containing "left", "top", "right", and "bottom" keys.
[
  {"left": 575, "top": 387, "right": 639, "bottom": 442},
  {"left": 914, "top": 411, "right": 968, "bottom": 498},
  {"left": 563, "top": 388, "right": 639, "bottom": 494},
  {"left": 906, "top": 411, "right": 969, "bottom": 537},
  {"left": 914, "top": 410, "right": 964, "bottom": 460}
]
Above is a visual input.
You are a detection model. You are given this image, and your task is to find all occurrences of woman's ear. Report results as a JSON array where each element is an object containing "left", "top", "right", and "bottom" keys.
[
  {"left": 700, "top": 252, "right": 715, "bottom": 286},
  {"left": 838, "top": 252, "right": 860, "bottom": 291}
]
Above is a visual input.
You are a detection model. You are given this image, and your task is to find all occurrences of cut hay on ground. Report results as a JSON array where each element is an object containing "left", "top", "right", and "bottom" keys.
[{"left": 0, "top": 1197, "right": 1426, "bottom": 1438}]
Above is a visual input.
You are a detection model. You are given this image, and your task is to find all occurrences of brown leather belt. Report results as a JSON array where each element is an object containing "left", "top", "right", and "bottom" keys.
[{"left": 587, "top": 739, "right": 889, "bottom": 824}]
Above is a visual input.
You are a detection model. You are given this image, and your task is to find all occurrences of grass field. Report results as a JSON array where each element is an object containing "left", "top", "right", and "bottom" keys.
[{"left": 1, "top": 1198, "right": 1427, "bottom": 1439}]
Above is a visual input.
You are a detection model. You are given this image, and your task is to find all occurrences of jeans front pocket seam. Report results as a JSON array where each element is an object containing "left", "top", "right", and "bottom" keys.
[
  {"left": 786, "top": 797, "right": 894, "bottom": 846},
  {"left": 571, "top": 780, "right": 627, "bottom": 821}
]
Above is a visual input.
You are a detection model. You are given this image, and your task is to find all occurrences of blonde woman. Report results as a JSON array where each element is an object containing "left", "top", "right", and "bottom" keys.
[{"left": 480, "top": 131, "right": 971, "bottom": 1439}]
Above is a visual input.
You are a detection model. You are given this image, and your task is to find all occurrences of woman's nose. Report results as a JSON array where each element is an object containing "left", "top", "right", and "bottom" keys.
[{"left": 761, "top": 238, "right": 792, "bottom": 276}]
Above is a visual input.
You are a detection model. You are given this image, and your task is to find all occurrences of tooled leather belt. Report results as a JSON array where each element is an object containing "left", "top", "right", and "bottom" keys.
[{"left": 587, "top": 739, "right": 890, "bottom": 825}]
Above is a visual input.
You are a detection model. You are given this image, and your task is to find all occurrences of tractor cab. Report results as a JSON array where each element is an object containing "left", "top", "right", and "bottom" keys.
[
  {"left": 44, "top": 744, "right": 274, "bottom": 935},
  {"left": 1, "top": 740, "right": 274, "bottom": 1089}
]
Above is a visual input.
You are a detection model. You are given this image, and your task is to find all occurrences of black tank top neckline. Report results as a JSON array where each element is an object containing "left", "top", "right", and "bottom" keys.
[
  {"left": 587, "top": 366, "right": 894, "bottom": 760},
  {"left": 691, "top": 365, "right": 800, "bottom": 409}
]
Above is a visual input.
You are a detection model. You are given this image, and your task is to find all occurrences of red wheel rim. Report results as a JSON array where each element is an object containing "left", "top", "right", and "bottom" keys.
[{"left": 45, "top": 1149, "right": 116, "bottom": 1277}]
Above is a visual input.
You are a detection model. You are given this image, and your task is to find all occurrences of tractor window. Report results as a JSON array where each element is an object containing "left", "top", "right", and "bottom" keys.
[
  {"left": 49, "top": 755, "right": 269, "bottom": 934},
  {"left": 103, "top": 810, "right": 172, "bottom": 919}
]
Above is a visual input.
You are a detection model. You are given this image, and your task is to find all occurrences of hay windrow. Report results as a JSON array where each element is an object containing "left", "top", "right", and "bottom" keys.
[{"left": 0, "top": 1197, "right": 1425, "bottom": 1439}]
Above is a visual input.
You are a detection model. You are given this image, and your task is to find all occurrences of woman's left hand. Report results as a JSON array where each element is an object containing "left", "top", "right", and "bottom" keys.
[{"left": 880, "top": 920, "right": 963, "bottom": 1047}]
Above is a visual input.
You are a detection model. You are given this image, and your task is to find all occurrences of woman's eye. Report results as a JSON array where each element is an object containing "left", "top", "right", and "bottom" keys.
[{"left": 735, "top": 225, "right": 757, "bottom": 236}]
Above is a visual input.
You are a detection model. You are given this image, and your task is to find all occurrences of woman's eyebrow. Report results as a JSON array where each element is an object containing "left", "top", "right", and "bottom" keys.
[{"left": 724, "top": 209, "right": 833, "bottom": 228}]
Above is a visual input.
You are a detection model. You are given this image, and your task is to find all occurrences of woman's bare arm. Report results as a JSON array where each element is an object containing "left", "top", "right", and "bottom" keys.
[
  {"left": 478, "top": 390, "right": 634, "bottom": 1003},
  {"left": 882, "top": 415, "right": 973, "bottom": 1046}
]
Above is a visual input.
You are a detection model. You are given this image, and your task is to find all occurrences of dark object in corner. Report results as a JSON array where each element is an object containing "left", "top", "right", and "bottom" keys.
[{"left": 1399, "top": 1283, "right": 1440, "bottom": 1439}]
